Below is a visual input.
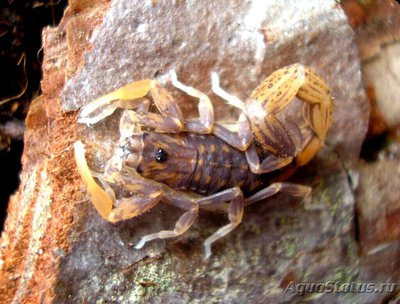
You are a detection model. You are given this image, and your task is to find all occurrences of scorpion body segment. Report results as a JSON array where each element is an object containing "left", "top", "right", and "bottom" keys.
[
  {"left": 123, "top": 132, "right": 261, "bottom": 196},
  {"left": 245, "top": 64, "right": 333, "bottom": 166},
  {"left": 75, "top": 63, "right": 333, "bottom": 258}
]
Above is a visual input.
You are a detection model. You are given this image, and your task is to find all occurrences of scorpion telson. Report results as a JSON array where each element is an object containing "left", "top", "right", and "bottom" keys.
[{"left": 74, "top": 64, "right": 333, "bottom": 259}]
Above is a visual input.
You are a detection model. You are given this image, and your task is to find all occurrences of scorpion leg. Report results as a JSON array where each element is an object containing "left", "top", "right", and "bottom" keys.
[
  {"left": 245, "top": 182, "right": 311, "bottom": 207},
  {"left": 118, "top": 101, "right": 150, "bottom": 138},
  {"left": 170, "top": 70, "right": 214, "bottom": 133},
  {"left": 245, "top": 144, "right": 293, "bottom": 174},
  {"left": 200, "top": 183, "right": 311, "bottom": 257},
  {"left": 114, "top": 81, "right": 185, "bottom": 133},
  {"left": 212, "top": 114, "right": 253, "bottom": 151},
  {"left": 210, "top": 72, "right": 253, "bottom": 151},
  {"left": 211, "top": 72, "right": 245, "bottom": 111},
  {"left": 135, "top": 186, "right": 245, "bottom": 259},
  {"left": 197, "top": 187, "right": 244, "bottom": 259},
  {"left": 134, "top": 191, "right": 199, "bottom": 250}
]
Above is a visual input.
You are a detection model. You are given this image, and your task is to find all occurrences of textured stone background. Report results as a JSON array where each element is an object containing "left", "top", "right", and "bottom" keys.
[
  {"left": 1, "top": 0, "right": 400, "bottom": 303},
  {"left": 61, "top": 1, "right": 368, "bottom": 303}
]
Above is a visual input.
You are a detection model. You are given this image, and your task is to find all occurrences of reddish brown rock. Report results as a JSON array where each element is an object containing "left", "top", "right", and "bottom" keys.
[
  {"left": 0, "top": 1, "right": 110, "bottom": 303},
  {"left": 358, "top": 158, "right": 400, "bottom": 251},
  {"left": 357, "top": 157, "right": 400, "bottom": 303},
  {"left": 341, "top": 0, "right": 400, "bottom": 61},
  {"left": 342, "top": 0, "right": 400, "bottom": 135},
  {"left": 363, "top": 43, "right": 400, "bottom": 131}
]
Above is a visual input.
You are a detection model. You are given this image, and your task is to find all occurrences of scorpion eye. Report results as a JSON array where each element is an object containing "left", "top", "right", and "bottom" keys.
[{"left": 155, "top": 148, "right": 168, "bottom": 163}]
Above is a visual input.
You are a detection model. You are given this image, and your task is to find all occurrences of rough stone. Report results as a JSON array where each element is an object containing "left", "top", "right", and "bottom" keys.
[
  {"left": 341, "top": 0, "right": 400, "bottom": 61},
  {"left": 3, "top": 0, "right": 395, "bottom": 303},
  {"left": 0, "top": 1, "right": 110, "bottom": 303},
  {"left": 356, "top": 157, "right": 400, "bottom": 303},
  {"left": 363, "top": 43, "right": 400, "bottom": 130},
  {"left": 357, "top": 158, "right": 400, "bottom": 253},
  {"left": 59, "top": 0, "right": 371, "bottom": 303}
]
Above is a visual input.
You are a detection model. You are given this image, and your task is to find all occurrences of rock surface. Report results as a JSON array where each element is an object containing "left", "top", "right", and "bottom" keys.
[
  {"left": 2, "top": 0, "right": 400, "bottom": 303},
  {"left": 363, "top": 43, "right": 400, "bottom": 130}
]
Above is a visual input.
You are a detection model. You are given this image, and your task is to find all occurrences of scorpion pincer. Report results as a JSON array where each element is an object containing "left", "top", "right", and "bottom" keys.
[{"left": 74, "top": 63, "right": 333, "bottom": 259}]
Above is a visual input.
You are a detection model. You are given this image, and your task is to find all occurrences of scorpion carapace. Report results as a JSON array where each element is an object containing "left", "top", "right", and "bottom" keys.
[{"left": 74, "top": 63, "right": 333, "bottom": 258}]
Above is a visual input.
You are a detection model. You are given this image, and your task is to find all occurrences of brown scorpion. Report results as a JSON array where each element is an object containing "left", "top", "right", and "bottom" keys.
[{"left": 74, "top": 63, "right": 333, "bottom": 258}]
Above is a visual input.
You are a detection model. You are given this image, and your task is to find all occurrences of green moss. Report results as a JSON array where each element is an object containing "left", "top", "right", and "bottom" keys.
[
  {"left": 126, "top": 256, "right": 178, "bottom": 301},
  {"left": 331, "top": 266, "right": 359, "bottom": 283}
]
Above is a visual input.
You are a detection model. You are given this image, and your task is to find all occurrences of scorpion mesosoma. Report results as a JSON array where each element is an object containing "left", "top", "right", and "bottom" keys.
[{"left": 74, "top": 63, "right": 333, "bottom": 258}]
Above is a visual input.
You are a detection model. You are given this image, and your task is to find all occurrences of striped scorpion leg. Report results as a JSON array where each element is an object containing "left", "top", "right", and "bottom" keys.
[
  {"left": 128, "top": 80, "right": 185, "bottom": 133},
  {"left": 211, "top": 71, "right": 292, "bottom": 172},
  {"left": 96, "top": 70, "right": 216, "bottom": 134},
  {"left": 211, "top": 70, "right": 295, "bottom": 170},
  {"left": 197, "top": 183, "right": 311, "bottom": 259}
]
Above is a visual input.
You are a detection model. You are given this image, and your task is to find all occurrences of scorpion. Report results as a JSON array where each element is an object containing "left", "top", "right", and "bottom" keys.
[{"left": 74, "top": 63, "right": 333, "bottom": 259}]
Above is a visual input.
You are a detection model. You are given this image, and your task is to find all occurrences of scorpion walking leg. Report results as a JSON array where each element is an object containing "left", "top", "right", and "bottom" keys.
[
  {"left": 211, "top": 72, "right": 245, "bottom": 111},
  {"left": 196, "top": 187, "right": 244, "bottom": 259},
  {"left": 135, "top": 190, "right": 199, "bottom": 250},
  {"left": 212, "top": 115, "right": 253, "bottom": 151},
  {"left": 245, "top": 144, "right": 293, "bottom": 174},
  {"left": 245, "top": 182, "right": 311, "bottom": 207},
  {"left": 118, "top": 101, "right": 151, "bottom": 137},
  {"left": 210, "top": 72, "right": 253, "bottom": 151},
  {"left": 135, "top": 187, "right": 245, "bottom": 259},
  {"left": 170, "top": 71, "right": 214, "bottom": 133}
]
